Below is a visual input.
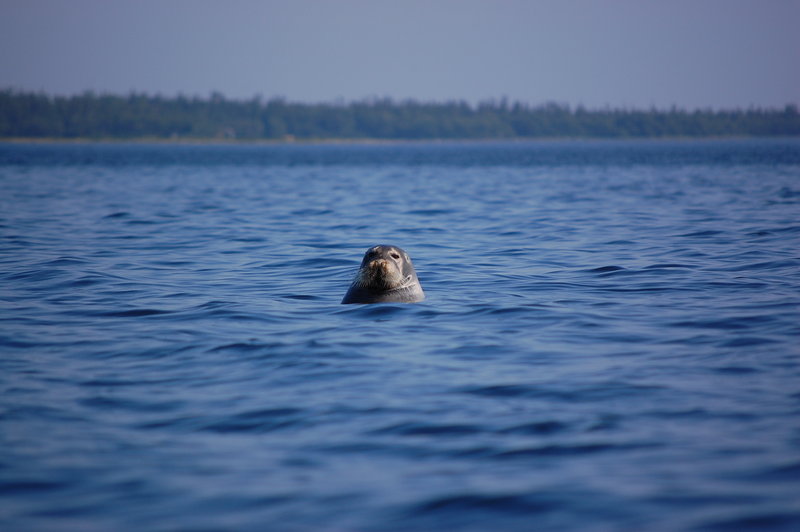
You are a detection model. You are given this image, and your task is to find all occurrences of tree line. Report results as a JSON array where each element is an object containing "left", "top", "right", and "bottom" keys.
[{"left": 1, "top": 89, "right": 798, "bottom": 140}]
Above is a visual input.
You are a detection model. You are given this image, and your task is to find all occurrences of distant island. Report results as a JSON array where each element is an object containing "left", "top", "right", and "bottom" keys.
[{"left": 1, "top": 89, "right": 798, "bottom": 141}]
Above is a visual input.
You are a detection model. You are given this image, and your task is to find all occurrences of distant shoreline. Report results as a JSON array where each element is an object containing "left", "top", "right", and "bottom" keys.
[{"left": 3, "top": 90, "right": 798, "bottom": 141}]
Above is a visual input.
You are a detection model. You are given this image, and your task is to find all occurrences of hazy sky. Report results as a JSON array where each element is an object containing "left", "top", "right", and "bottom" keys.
[{"left": 1, "top": 0, "right": 798, "bottom": 109}]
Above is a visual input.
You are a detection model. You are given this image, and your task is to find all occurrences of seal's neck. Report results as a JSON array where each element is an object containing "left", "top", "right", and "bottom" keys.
[{"left": 383, "top": 275, "right": 415, "bottom": 293}]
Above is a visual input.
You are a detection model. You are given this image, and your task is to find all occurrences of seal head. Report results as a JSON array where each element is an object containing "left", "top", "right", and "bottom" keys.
[{"left": 341, "top": 245, "right": 425, "bottom": 304}]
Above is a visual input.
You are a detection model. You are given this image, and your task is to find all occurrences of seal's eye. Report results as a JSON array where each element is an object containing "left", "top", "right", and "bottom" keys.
[{"left": 390, "top": 252, "right": 400, "bottom": 259}]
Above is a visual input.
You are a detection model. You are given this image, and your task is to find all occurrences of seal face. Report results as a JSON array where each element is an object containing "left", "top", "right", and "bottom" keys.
[{"left": 341, "top": 245, "right": 425, "bottom": 304}]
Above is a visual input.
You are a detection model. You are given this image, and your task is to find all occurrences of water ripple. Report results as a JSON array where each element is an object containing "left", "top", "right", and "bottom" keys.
[{"left": 1, "top": 140, "right": 799, "bottom": 531}]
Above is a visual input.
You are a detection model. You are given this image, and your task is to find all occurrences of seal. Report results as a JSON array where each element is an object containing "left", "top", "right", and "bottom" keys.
[{"left": 341, "top": 245, "right": 425, "bottom": 304}]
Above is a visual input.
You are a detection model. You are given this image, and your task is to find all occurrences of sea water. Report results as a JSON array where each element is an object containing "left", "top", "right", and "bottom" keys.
[{"left": 1, "top": 140, "right": 799, "bottom": 531}]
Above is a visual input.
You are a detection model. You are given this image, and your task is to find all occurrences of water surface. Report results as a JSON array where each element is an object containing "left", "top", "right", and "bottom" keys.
[{"left": 1, "top": 140, "right": 799, "bottom": 531}]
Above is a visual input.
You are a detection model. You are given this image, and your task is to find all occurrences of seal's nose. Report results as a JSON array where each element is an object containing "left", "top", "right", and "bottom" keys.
[{"left": 369, "top": 258, "right": 390, "bottom": 270}]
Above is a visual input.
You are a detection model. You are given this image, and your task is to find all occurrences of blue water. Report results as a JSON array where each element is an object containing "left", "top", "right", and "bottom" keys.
[{"left": 1, "top": 140, "right": 799, "bottom": 531}]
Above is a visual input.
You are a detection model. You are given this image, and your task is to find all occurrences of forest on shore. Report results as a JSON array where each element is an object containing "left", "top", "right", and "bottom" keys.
[{"left": 1, "top": 89, "right": 799, "bottom": 141}]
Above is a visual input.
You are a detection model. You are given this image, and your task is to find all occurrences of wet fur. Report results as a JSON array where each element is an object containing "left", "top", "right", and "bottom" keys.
[
  {"left": 342, "top": 245, "right": 425, "bottom": 304},
  {"left": 352, "top": 259, "right": 406, "bottom": 291}
]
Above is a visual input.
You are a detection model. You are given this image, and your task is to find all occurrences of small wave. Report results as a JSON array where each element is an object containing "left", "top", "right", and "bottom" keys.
[
  {"left": 66, "top": 276, "right": 106, "bottom": 288},
  {"left": 195, "top": 300, "right": 234, "bottom": 309},
  {"left": 199, "top": 408, "right": 307, "bottom": 434},
  {"left": 719, "top": 336, "right": 777, "bottom": 347},
  {"left": 599, "top": 284, "right": 686, "bottom": 293},
  {"left": 459, "top": 384, "right": 549, "bottom": 398},
  {"left": 338, "top": 304, "right": 411, "bottom": 318},
  {"left": 499, "top": 420, "right": 568, "bottom": 435},
  {"left": 290, "top": 208, "right": 334, "bottom": 216},
  {"left": 644, "top": 263, "right": 693, "bottom": 269},
  {"left": 749, "top": 461, "right": 800, "bottom": 482},
  {"left": 151, "top": 259, "right": 193, "bottom": 266},
  {"left": 771, "top": 224, "right": 800, "bottom": 234},
  {"left": 459, "top": 382, "right": 667, "bottom": 402},
  {"left": 409, "top": 492, "right": 557, "bottom": 518},
  {"left": 182, "top": 300, "right": 268, "bottom": 320},
  {"left": 777, "top": 186, "right": 800, "bottom": 198},
  {"left": 491, "top": 441, "right": 656, "bottom": 459},
  {"left": 231, "top": 236, "right": 266, "bottom": 243},
  {"left": 699, "top": 512, "right": 800, "bottom": 531},
  {"left": 740, "top": 259, "right": 799, "bottom": 271},
  {"left": 80, "top": 376, "right": 180, "bottom": 388},
  {"left": 7, "top": 269, "right": 64, "bottom": 282},
  {"left": 679, "top": 230, "right": 725, "bottom": 237},
  {"left": 462, "top": 305, "right": 548, "bottom": 317},
  {"left": 79, "top": 396, "right": 183, "bottom": 413},
  {"left": 123, "top": 218, "right": 159, "bottom": 225},
  {"left": 668, "top": 315, "right": 774, "bottom": 331},
  {"left": 207, "top": 342, "right": 285, "bottom": 353},
  {"left": 100, "top": 308, "right": 172, "bottom": 317},
  {"left": 282, "top": 294, "right": 320, "bottom": 301},
  {"left": 406, "top": 208, "right": 455, "bottom": 216},
  {"left": 102, "top": 211, "right": 131, "bottom": 219},
  {"left": 0, "top": 480, "right": 71, "bottom": 495},
  {"left": 369, "top": 422, "right": 485, "bottom": 437},
  {"left": 714, "top": 366, "right": 759, "bottom": 374},
  {"left": 0, "top": 336, "right": 44, "bottom": 349},
  {"left": 586, "top": 265, "right": 626, "bottom": 273},
  {"left": 39, "top": 256, "right": 91, "bottom": 266}
]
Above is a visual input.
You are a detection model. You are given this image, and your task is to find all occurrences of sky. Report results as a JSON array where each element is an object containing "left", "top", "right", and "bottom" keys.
[{"left": 1, "top": 0, "right": 798, "bottom": 109}]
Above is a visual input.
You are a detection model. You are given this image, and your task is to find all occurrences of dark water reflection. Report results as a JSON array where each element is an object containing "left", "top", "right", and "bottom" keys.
[{"left": 1, "top": 140, "right": 799, "bottom": 531}]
